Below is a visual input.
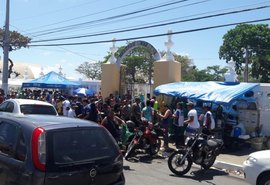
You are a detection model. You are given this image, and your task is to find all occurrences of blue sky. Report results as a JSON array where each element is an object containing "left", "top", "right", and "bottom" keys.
[{"left": 0, "top": 0, "right": 270, "bottom": 79}]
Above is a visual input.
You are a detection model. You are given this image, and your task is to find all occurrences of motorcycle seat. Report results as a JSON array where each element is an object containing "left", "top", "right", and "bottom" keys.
[
  {"left": 212, "top": 138, "right": 223, "bottom": 145},
  {"left": 206, "top": 139, "right": 219, "bottom": 147}
]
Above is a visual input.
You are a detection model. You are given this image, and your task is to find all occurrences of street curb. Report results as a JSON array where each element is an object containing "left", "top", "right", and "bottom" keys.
[{"left": 213, "top": 160, "right": 243, "bottom": 172}]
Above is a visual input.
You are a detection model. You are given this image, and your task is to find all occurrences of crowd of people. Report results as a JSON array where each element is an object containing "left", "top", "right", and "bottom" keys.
[{"left": 0, "top": 88, "right": 219, "bottom": 150}]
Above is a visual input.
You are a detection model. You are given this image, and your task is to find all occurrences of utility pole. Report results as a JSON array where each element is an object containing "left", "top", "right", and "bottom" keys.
[{"left": 2, "top": 0, "right": 10, "bottom": 96}]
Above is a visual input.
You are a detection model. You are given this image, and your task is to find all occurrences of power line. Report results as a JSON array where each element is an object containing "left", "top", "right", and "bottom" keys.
[
  {"left": 57, "top": 46, "right": 99, "bottom": 62},
  {"left": 38, "top": 1, "right": 269, "bottom": 41},
  {"left": 29, "top": 0, "right": 192, "bottom": 36},
  {"left": 31, "top": 0, "right": 209, "bottom": 39},
  {"left": 24, "top": 0, "right": 148, "bottom": 32},
  {"left": 29, "top": 17, "right": 270, "bottom": 47},
  {"left": 8, "top": 25, "right": 98, "bottom": 62},
  {"left": 31, "top": 5, "right": 270, "bottom": 43}
]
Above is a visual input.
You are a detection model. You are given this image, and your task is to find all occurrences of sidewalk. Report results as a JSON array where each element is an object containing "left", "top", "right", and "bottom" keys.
[{"left": 214, "top": 146, "right": 256, "bottom": 172}]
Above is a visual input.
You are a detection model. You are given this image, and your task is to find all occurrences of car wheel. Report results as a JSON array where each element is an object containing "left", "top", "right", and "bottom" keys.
[{"left": 258, "top": 172, "right": 270, "bottom": 185}]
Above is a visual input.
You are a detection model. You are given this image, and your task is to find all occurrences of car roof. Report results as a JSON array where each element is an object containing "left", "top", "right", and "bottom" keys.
[
  {"left": 4, "top": 99, "right": 54, "bottom": 106},
  {"left": 0, "top": 113, "right": 100, "bottom": 130}
]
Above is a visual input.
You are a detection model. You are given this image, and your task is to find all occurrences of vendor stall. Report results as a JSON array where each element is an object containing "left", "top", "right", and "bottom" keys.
[
  {"left": 153, "top": 81, "right": 259, "bottom": 105},
  {"left": 153, "top": 81, "right": 269, "bottom": 150}
]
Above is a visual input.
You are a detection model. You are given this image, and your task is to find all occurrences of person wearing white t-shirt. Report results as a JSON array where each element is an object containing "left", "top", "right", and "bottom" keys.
[
  {"left": 62, "top": 98, "right": 71, "bottom": 116},
  {"left": 68, "top": 104, "right": 77, "bottom": 118},
  {"left": 184, "top": 102, "right": 200, "bottom": 136},
  {"left": 173, "top": 102, "right": 185, "bottom": 148},
  {"left": 202, "top": 105, "right": 215, "bottom": 135}
]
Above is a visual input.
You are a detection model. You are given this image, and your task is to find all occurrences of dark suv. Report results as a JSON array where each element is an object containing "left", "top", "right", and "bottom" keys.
[{"left": 0, "top": 113, "right": 125, "bottom": 185}]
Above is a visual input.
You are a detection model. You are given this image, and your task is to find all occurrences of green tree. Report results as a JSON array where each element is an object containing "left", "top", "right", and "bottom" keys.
[
  {"left": 219, "top": 24, "right": 270, "bottom": 82},
  {"left": 0, "top": 28, "right": 31, "bottom": 51},
  {"left": 206, "top": 65, "right": 227, "bottom": 81},
  {"left": 0, "top": 29, "right": 31, "bottom": 78},
  {"left": 182, "top": 66, "right": 212, "bottom": 82},
  {"left": 75, "top": 61, "right": 102, "bottom": 80}
]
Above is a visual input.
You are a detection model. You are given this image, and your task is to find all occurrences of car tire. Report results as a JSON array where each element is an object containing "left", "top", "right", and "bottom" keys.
[{"left": 258, "top": 172, "right": 270, "bottom": 185}]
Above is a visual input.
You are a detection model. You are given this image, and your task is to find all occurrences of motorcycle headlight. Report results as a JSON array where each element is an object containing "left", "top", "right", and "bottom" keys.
[
  {"left": 245, "top": 156, "right": 257, "bottom": 165},
  {"left": 185, "top": 137, "right": 193, "bottom": 146},
  {"left": 184, "top": 137, "right": 190, "bottom": 146}
]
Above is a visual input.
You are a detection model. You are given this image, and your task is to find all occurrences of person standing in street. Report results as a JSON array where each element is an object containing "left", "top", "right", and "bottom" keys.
[
  {"left": 62, "top": 96, "right": 71, "bottom": 116},
  {"left": 158, "top": 104, "right": 172, "bottom": 150},
  {"left": 141, "top": 100, "right": 153, "bottom": 122},
  {"left": 88, "top": 101, "right": 98, "bottom": 122},
  {"left": 68, "top": 103, "right": 77, "bottom": 118},
  {"left": 101, "top": 110, "right": 125, "bottom": 142},
  {"left": 77, "top": 99, "right": 90, "bottom": 119},
  {"left": 173, "top": 102, "right": 185, "bottom": 148},
  {"left": 184, "top": 102, "right": 200, "bottom": 137},
  {"left": 131, "top": 97, "right": 142, "bottom": 127},
  {"left": 202, "top": 104, "right": 215, "bottom": 135},
  {"left": 121, "top": 100, "right": 131, "bottom": 121}
]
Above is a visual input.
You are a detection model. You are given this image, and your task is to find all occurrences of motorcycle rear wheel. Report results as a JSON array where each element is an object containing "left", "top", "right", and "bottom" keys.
[
  {"left": 149, "top": 138, "right": 161, "bottom": 156},
  {"left": 201, "top": 155, "right": 216, "bottom": 170},
  {"left": 168, "top": 150, "right": 192, "bottom": 176}
]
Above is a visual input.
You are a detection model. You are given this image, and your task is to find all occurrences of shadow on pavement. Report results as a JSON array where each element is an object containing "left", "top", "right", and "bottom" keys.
[
  {"left": 125, "top": 152, "right": 167, "bottom": 164},
  {"left": 169, "top": 168, "right": 228, "bottom": 184}
]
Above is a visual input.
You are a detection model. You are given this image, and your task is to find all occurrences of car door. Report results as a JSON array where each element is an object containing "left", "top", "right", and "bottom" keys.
[
  {"left": 0, "top": 120, "right": 30, "bottom": 185},
  {"left": 0, "top": 120, "right": 17, "bottom": 185}
]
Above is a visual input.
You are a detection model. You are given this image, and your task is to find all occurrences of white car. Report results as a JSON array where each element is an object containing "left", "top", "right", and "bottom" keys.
[
  {"left": 0, "top": 99, "right": 58, "bottom": 115},
  {"left": 243, "top": 150, "right": 270, "bottom": 185}
]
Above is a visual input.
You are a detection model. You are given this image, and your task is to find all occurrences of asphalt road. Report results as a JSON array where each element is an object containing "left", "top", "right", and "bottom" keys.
[{"left": 123, "top": 155, "right": 248, "bottom": 185}]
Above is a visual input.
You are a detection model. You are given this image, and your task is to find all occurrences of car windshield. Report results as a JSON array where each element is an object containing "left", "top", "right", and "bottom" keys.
[
  {"left": 50, "top": 128, "right": 118, "bottom": 164},
  {"left": 20, "top": 104, "right": 57, "bottom": 115}
]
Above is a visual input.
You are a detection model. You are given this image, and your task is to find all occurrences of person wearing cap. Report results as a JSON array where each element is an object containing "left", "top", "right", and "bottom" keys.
[{"left": 184, "top": 101, "right": 200, "bottom": 136}]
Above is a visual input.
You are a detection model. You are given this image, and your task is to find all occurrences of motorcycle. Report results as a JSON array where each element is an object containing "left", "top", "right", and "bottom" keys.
[
  {"left": 125, "top": 121, "right": 165, "bottom": 160},
  {"left": 168, "top": 130, "right": 223, "bottom": 176}
]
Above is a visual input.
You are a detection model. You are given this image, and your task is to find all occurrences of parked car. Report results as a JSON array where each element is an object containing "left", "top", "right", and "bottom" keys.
[
  {"left": 0, "top": 114, "right": 125, "bottom": 185},
  {"left": 243, "top": 150, "right": 270, "bottom": 185},
  {"left": 0, "top": 99, "right": 58, "bottom": 115}
]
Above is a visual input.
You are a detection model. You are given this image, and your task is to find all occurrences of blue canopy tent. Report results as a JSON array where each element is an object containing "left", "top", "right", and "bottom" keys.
[
  {"left": 153, "top": 81, "right": 259, "bottom": 105},
  {"left": 22, "top": 71, "right": 80, "bottom": 89}
]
